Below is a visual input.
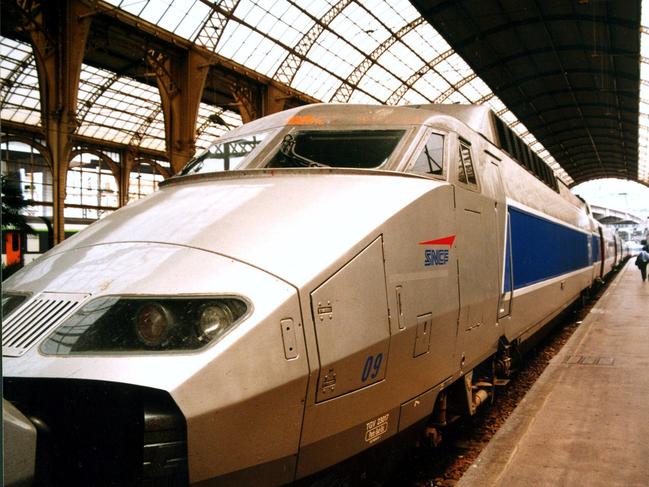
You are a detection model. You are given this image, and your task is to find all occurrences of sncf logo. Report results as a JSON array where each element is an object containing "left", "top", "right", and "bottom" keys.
[
  {"left": 424, "top": 249, "right": 449, "bottom": 266},
  {"left": 418, "top": 235, "right": 456, "bottom": 267}
]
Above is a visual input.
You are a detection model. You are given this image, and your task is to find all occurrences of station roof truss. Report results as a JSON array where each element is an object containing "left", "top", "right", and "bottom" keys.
[
  {"left": 411, "top": 0, "right": 648, "bottom": 187},
  {"left": 1, "top": 0, "right": 645, "bottom": 188},
  {"left": 590, "top": 204, "right": 645, "bottom": 225}
]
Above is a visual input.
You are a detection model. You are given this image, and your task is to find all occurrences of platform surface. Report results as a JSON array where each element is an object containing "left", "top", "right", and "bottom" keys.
[{"left": 457, "top": 261, "right": 649, "bottom": 487}]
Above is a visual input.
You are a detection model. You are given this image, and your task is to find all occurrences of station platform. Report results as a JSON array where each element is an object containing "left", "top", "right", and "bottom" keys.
[{"left": 456, "top": 260, "right": 649, "bottom": 487}]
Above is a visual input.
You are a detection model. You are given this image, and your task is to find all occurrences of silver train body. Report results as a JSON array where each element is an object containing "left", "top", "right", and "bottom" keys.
[{"left": 2, "top": 104, "right": 623, "bottom": 486}]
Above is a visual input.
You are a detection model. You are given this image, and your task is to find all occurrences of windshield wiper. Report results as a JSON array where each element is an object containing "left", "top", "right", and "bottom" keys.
[{"left": 279, "top": 134, "right": 329, "bottom": 168}]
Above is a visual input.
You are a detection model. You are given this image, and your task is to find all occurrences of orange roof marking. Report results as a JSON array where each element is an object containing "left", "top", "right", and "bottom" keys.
[{"left": 287, "top": 114, "right": 324, "bottom": 126}]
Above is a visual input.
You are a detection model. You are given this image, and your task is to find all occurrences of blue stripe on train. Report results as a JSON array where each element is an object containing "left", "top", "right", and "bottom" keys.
[{"left": 505, "top": 206, "right": 590, "bottom": 291}]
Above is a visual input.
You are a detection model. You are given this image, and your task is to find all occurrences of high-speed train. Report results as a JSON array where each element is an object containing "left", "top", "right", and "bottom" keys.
[{"left": 2, "top": 103, "right": 623, "bottom": 486}]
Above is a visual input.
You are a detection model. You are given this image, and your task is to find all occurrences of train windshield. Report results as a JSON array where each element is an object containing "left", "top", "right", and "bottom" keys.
[
  {"left": 266, "top": 129, "right": 405, "bottom": 169},
  {"left": 181, "top": 131, "right": 271, "bottom": 175}
]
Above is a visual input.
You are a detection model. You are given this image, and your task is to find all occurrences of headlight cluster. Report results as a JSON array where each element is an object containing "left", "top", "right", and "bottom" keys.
[{"left": 40, "top": 296, "right": 249, "bottom": 355}]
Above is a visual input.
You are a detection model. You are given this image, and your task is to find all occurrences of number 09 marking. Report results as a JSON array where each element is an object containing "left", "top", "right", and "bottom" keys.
[{"left": 361, "top": 353, "right": 384, "bottom": 382}]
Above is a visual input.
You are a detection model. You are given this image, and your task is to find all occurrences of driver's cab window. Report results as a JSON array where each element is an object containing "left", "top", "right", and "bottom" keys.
[
  {"left": 411, "top": 132, "right": 444, "bottom": 177},
  {"left": 265, "top": 129, "right": 405, "bottom": 169},
  {"left": 457, "top": 139, "right": 478, "bottom": 187}
]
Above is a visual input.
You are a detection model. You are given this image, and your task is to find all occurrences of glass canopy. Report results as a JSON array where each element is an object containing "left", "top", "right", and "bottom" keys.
[{"left": 3, "top": 0, "right": 648, "bottom": 185}]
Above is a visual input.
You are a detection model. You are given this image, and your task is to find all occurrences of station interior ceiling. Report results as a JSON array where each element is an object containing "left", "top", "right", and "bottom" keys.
[
  {"left": 413, "top": 0, "right": 644, "bottom": 187},
  {"left": 1, "top": 0, "right": 647, "bottom": 197}
]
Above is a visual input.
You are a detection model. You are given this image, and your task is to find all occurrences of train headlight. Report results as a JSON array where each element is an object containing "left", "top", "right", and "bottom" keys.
[
  {"left": 135, "top": 303, "right": 175, "bottom": 347},
  {"left": 40, "top": 296, "right": 249, "bottom": 355},
  {"left": 197, "top": 303, "right": 235, "bottom": 342}
]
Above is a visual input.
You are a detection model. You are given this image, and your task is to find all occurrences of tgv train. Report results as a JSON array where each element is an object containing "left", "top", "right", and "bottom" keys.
[{"left": 2, "top": 104, "right": 624, "bottom": 486}]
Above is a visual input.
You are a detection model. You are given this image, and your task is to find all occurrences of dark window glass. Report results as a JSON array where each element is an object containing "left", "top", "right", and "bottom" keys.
[
  {"left": 182, "top": 132, "right": 270, "bottom": 175},
  {"left": 1, "top": 293, "right": 28, "bottom": 317},
  {"left": 267, "top": 130, "right": 404, "bottom": 169},
  {"left": 494, "top": 117, "right": 509, "bottom": 151},
  {"left": 458, "top": 141, "right": 477, "bottom": 185},
  {"left": 411, "top": 133, "right": 444, "bottom": 176}
]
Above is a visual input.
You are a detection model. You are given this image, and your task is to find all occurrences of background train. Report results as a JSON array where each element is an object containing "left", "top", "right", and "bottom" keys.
[
  {"left": 2, "top": 217, "right": 88, "bottom": 270},
  {"left": 1, "top": 103, "right": 632, "bottom": 486}
]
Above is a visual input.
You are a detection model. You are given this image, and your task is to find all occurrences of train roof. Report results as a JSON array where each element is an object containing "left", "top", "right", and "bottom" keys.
[
  {"left": 407, "top": 104, "right": 498, "bottom": 144},
  {"left": 224, "top": 102, "right": 499, "bottom": 148},
  {"left": 223, "top": 103, "right": 442, "bottom": 137},
  {"left": 210, "top": 102, "right": 559, "bottom": 192}
]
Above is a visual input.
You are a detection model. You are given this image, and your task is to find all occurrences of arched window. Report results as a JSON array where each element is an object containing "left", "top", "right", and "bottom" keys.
[
  {"left": 128, "top": 159, "right": 169, "bottom": 203},
  {"left": 0, "top": 136, "right": 52, "bottom": 218},
  {"left": 66, "top": 152, "right": 119, "bottom": 220}
]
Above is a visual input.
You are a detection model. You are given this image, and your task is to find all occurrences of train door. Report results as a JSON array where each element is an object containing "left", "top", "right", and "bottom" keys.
[
  {"left": 297, "top": 236, "right": 392, "bottom": 478},
  {"left": 309, "top": 236, "right": 390, "bottom": 403},
  {"left": 453, "top": 137, "right": 501, "bottom": 368},
  {"left": 484, "top": 153, "right": 512, "bottom": 319},
  {"left": 598, "top": 227, "right": 605, "bottom": 278}
]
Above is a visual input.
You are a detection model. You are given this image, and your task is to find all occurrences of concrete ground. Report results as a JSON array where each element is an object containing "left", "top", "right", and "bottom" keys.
[{"left": 457, "top": 261, "right": 649, "bottom": 487}]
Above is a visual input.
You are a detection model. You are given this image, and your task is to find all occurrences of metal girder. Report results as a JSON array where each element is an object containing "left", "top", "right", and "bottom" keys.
[
  {"left": 526, "top": 0, "right": 606, "bottom": 176},
  {"left": 76, "top": 70, "right": 122, "bottom": 123},
  {"left": 556, "top": 154, "right": 630, "bottom": 165},
  {"left": 1, "top": 118, "right": 168, "bottom": 160},
  {"left": 274, "top": 1, "right": 381, "bottom": 104},
  {"left": 274, "top": 0, "right": 353, "bottom": 86},
  {"left": 504, "top": 87, "right": 637, "bottom": 117},
  {"left": 412, "top": 0, "right": 640, "bottom": 187},
  {"left": 229, "top": 78, "right": 259, "bottom": 124},
  {"left": 417, "top": 0, "right": 572, "bottom": 181},
  {"left": 0, "top": 53, "right": 35, "bottom": 108},
  {"left": 15, "top": 0, "right": 93, "bottom": 244},
  {"left": 521, "top": 101, "right": 639, "bottom": 120},
  {"left": 195, "top": 107, "right": 227, "bottom": 137},
  {"left": 145, "top": 49, "right": 179, "bottom": 99},
  {"left": 120, "top": 150, "right": 170, "bottom": 205},
  {"left": 526, "top": 117, "right": 633, "bottom": 136},
  {"left": 549, "top": 141, "right": 635, "bottom": 154},
  {"left": 434, "top": 73, "right": 477, "bottom": 103},
  {"left": 426, "top": 11, "right": 638, "bottom": 52},
  {"left": 130, "top": 107, "right": 163, "bottom": 147},
  {"left": 478, "top": 46, "right": 639, "bottom": 77},
  {"left": 493, "top": 68, "right": 640, "bottom": 95},
  {"left": 571, "top": 168, "right": 634, "bottom": 183},
  {"left": 194, "top": 0, "right": 239, "bottom": 52},
  {"left": 385, "top": 48, "right": 454, "bottom": 106},
  {"left": 282, "top": 1, "right": 432, "bottom": 105},
  {"left": 146, "top": 47, "right": 210, "bottom": 174},
  {"left": 331, "top": 17, "right": 425, "bottom": 103}
]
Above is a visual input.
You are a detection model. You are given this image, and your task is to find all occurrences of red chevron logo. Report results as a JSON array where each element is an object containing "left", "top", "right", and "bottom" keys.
[{"left": 418, "top": 235, "right": 456, "bottom": 246}]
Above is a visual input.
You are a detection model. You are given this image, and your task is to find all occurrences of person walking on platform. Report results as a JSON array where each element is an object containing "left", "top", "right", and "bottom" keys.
[{"left": 636, "top": 244, "right": 649, "bottom": 282}]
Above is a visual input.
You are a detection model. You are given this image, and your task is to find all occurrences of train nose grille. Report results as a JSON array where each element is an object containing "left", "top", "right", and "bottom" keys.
[{"left": 2, "top": 293, "right": 89, "bottom": 357}]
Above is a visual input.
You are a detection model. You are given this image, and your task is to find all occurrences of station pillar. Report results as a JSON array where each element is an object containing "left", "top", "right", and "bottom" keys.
[
  {"left": 19, "top": 0, "right": 92, "bottom": 244},
  {"left": 147, "top": 48, "right": 210, "bottom": 175}
]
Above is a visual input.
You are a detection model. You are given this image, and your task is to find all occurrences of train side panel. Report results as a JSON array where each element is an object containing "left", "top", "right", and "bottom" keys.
[
  {"left": 489, "top": 140, "right": 592, "bottom": 343},
  {"left": 295, "top": 185, "right": 459, "bottom": 478}
]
